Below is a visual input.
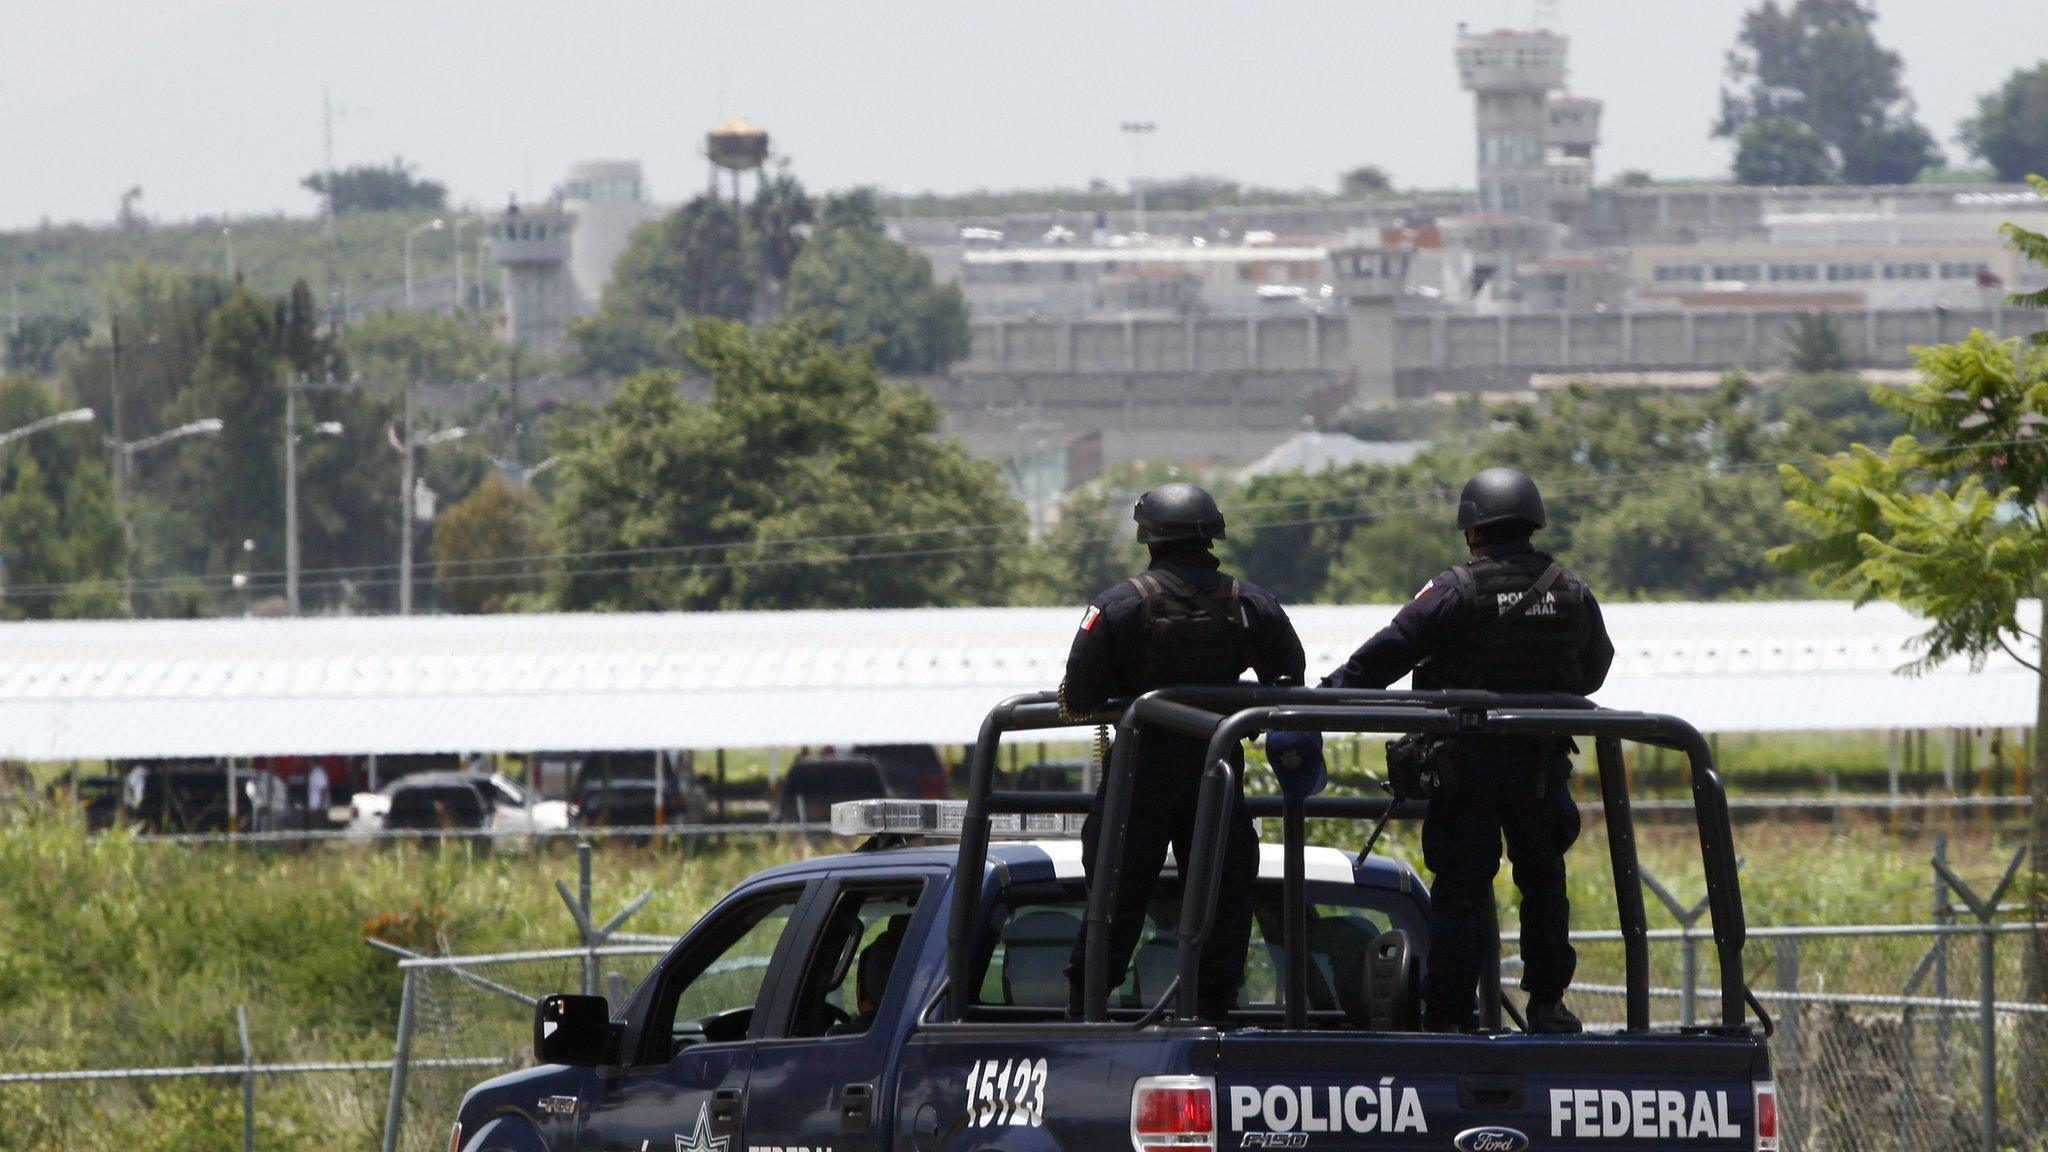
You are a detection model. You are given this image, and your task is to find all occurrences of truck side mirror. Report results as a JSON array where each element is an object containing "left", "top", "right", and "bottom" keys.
[{"left": 535, "top": 994, "right": 618, "bottom": 1066}]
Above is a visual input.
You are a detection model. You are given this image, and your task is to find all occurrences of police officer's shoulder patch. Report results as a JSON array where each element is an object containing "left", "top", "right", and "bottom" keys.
[{"left": 1079, "top": 605, "right": 1102, "bottom": 632}]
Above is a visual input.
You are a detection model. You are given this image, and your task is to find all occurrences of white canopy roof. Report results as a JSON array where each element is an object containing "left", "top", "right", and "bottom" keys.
[{"left": 0, "top": 601, "right": 2033, "bottom": 761}]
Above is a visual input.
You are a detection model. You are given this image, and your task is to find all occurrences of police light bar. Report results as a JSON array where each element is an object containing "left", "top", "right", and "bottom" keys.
[{"left": 830, "top": 799, "right": 1086, "bottom": 840}]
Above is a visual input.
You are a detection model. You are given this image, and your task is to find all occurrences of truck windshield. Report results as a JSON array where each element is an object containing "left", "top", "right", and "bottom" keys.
[{"left": 976, "top": 878, "right": 1424, "bottom": 1018}]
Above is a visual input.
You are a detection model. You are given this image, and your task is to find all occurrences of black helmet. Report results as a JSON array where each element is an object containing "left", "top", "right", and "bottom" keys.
[
  {"left": 1134, "top": 483, "right": 1227, "bottom": 544},
  {"left": 1456, "top": 467, "right": 1546, "bottom": 531}
]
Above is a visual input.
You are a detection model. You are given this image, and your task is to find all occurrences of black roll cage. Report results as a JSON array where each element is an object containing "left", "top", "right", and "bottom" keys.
[{"left": 942, "top": 686, "right": 1761, "bottom": 1036}]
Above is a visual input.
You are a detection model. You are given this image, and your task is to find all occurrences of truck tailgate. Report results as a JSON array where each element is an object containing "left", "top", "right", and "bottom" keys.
[{"left": 1219, "top": 1033, "right": 1764, "bottom": 1150}]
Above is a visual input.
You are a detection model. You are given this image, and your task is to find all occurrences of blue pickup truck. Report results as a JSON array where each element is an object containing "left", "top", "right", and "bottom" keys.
[{"left": 449, "top": 688, "right": 1779, "bottom": 1152}]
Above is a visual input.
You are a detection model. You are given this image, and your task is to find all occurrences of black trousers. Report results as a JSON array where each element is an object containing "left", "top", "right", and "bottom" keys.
[
  {"left": 1420, "top": 738, "right": 1580, "bottom": 1029},
  {"left": 1066, "top": 738, "right": 1258, "bottom": 1019}
]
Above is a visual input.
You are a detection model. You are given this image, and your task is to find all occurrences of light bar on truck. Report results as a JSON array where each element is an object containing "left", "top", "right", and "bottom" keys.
[{"left": 830, "top": 799, "right": 1086, "bottom": 840}]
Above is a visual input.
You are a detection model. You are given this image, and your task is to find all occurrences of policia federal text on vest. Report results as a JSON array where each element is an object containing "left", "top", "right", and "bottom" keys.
[{"left": 1320, "top": 468, "right": 1615, "bottom": 1035}]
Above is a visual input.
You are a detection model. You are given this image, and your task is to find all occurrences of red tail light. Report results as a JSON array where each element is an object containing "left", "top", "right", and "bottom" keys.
[
  {"left": 1753, "top": 1082, "right": 1778, "bottom": 1151},
  {"left": 1132, "top": 1076, "right": 1215, "bottom": 1152}
]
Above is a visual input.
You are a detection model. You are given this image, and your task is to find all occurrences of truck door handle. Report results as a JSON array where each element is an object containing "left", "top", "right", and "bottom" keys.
[
  {"left": 1457, "top": 1074, "right": 1524, "bottom": 1111},
  {"left": 840, "top": 1083, "right": 875, "bottom": 1133},
  {"left": 712, "top": 1087, "right": 745, "bottom": 1133}
]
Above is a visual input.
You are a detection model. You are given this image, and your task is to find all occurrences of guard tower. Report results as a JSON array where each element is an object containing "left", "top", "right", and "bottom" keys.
[
  {"left": 489, "top": 201, "right": 576, "bottom": 358},
  {"left": 1455, "top": 28, "right": 1573, "bottom": 220},
  {"left": 1330, "top": 230, "right": 1416, "bottom": 406}
]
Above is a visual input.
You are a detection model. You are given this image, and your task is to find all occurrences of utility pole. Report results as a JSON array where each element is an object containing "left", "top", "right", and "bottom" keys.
[
  {"left": 399, "top": 380, "right": 416, "bottom": 616},
  {"left": 285, "top": 377, "right": 300, "bottom": 615},
  {"left": 284, "top": 375, "right": 346, "bottom": 615}
]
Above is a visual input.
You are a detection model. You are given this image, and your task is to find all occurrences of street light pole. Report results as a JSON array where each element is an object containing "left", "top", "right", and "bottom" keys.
[
  {"left": 399, "top": 381, "right": 416, "bottom": 614},
  {"left": 0, "top": 407, "right": 93, "bottom": 450},
  {"left": 451, "top": 218, "right": 478, "bottom": 317},
  {"left": 397, "top": 380, "right": 464, "bottom": 616},
  {"left": 404, "top": 218, "right": 445, "bottom": 310},
  {"left": 1120, "top": 121, "right": 1156, "bottom": 235},
  {"left": 112, "top": 418, "right": 225, "bottom": 613}
]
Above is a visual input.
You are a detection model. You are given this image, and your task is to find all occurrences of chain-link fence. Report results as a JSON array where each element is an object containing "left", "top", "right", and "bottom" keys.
[{"left": 383, "top": 918, "right": 2047, "bottom": 1152}]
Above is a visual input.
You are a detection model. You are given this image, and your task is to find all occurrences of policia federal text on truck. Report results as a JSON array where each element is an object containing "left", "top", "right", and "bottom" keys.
[{"left": 447, "top": 687, "right": 1777, "bottom": 1152}]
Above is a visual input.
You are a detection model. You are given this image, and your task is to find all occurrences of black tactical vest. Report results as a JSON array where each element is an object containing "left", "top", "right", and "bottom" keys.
[
  {"left": 1413, "top": 552, "right": 1589, "bottom": 693},
  {"left": 1126, "top": 568, "right": 1256, "bottom": 691}
]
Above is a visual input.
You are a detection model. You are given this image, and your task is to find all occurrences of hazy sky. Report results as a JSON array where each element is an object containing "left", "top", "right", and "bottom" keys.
[{"left": 0, "top": 0, "right": 2040, "bottom": 230}]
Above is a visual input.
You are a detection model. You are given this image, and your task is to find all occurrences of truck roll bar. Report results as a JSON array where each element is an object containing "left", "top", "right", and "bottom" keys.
[{"left": 942, "top": 686, "right": 1752, "bottom": 1038}]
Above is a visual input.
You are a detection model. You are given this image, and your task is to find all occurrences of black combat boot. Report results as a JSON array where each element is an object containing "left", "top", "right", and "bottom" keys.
[{"left": 1523, "top": 995, "right": 1584, "bottom": 1035}]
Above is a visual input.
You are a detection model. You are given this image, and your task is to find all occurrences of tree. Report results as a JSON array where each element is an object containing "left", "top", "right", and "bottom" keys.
[
  {"left": 1575, "top": 475, "right": 1809, "bottom": 599},
  {"left": 1733, "top": 118, "right": 1834, "bottom": 186},
  {"left": 432, "top": 471, "right": 545, "bottom": 613},
  {"left": 1613, "top": 170, "right": 1656, "bottom": 189},
  {"left": 342, "top": 311, "right": 499, "bottom": 390},
  {"left": 1338, "top": 166, "right": 1392, "bottom": 197},
  {"left": 1773, "top": 197, "right": 2048, "bottom": 1061},
  {"left": 550, "top": 318, "right": 1023, "bottom": 612},
  {"left": 300, "top": 158, "right": 447, "bottom": 214},
  {"left": 784, "top": 207, "right": 972, "bottom": 375},
  {"left": 1715, "top": 0, "right": 1940, "bottom": 185},
  {"left": 1961, "top": 63, "right": 2048, "bottom": 184},
  {"left": 748, "top": 166, "right": 815, "bottom": 287},
  {"left": 1782, "top": 311, "right": 1854, "bottom": 373},
  {"left": 569, "top": 196, "right": 756, "bottom": 375},
  {"left": 166, "top": 289, "right": 287, "bottom": 580},
  {"left": 5, "top": 314, "right": 89, "bottom": 375},
  {"left": 0, "top": 375, "right": 123, "bottom": 619}
]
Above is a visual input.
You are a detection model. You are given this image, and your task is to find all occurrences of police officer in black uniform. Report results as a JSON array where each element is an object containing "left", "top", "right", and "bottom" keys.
[
  {"left": 1062, "top": 482, "right": 1308, "bottom": 1022},
  {"left": 1321, "top": 467, "right": 1614, "bottom": 1034}
]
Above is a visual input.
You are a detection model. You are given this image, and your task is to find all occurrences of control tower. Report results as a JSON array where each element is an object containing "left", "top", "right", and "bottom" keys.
[
  {"left": 1454, "top": 28, "right": 1600, "bottom": 223},
  {"left": 489, "top": 202, "right": 576, "bottom": 357},
  {"left": 563, "top": 159, "right": 664, "bottom": 306}
]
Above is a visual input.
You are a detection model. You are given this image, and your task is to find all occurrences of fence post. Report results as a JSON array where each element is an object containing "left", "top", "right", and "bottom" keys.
[
  {"left": 578, "top": 842, "right": 594, "bottom": 995},
  {"left": 381, "top": 967, "right": 418, "bottom": 1152},
  {"left": 1933, "top": 845, "right": 2028, "bottom": 1152},
  {"left": 1934, "top": 836, "right": 1953, "bottom": 1082},
  {"left": 237, "top": 1004, "right": 254, "bottom": 1152},
  {"left": 1772, "top": 937, "right": 1798, "bottom": 1060},
  {"left": 1642, "top": 870, "right": 1710, "bottom": 1028}
]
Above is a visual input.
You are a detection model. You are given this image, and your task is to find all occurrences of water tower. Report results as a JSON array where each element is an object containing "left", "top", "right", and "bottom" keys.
[{"left": 706, "top": 117, "right": 770, "bottom": 216}]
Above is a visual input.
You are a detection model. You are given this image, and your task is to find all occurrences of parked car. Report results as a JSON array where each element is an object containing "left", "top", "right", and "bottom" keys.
[
  {"left": 120, "top": 762, "right": 294, "bottom": 833},
  {"left": 569, "top": 779, "right": 710, "bottom": 842},
  {"left": 376, "top": 772, "right": 492, "bottom": 841},
  {"left": 569, "top": 752, "right": 708, "bottom": 826},
  {"left": 1013, "top": 758, "right": 1088, "bottom": 792},
  {"left": 348, "top": 772, "right": 568, "bottom": 846},
  {"left": 47, "top": 773, "right": 124, "bottom": 831},
  {"left": 851, "top": 743, "right": 950, "bottom": 798},
  {"left": 775, "top": 756, "right": 890, "bottom": 823}
]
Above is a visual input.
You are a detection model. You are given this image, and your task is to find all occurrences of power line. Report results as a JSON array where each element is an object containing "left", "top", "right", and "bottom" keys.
[{"left": 8, "top": 432, "right": 2040, "bottom": 605}]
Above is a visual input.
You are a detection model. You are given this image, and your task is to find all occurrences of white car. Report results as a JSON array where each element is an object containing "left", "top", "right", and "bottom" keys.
[{"left": 346, "top": 772, "right": 569, "bottom": 847}]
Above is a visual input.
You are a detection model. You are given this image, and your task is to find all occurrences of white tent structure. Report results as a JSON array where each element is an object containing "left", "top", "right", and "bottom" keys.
[{"left": 0, "top": 602, "right": 2034, "bottom": 762}]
